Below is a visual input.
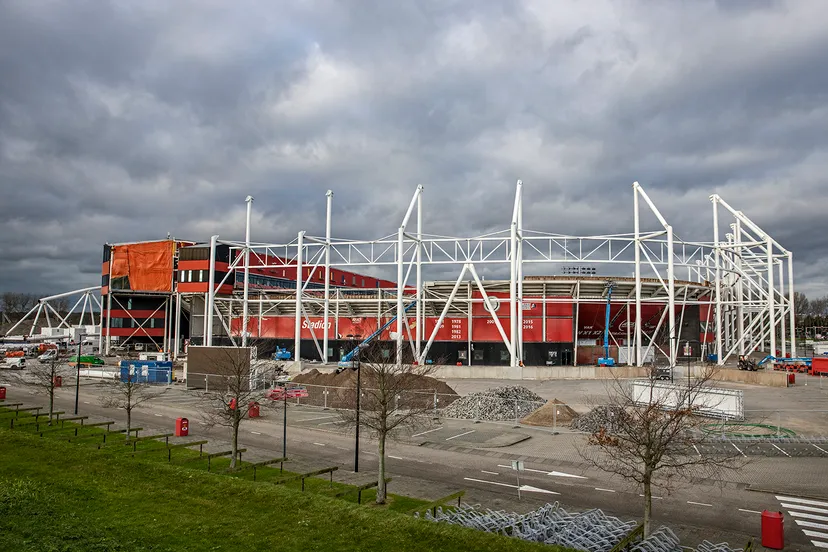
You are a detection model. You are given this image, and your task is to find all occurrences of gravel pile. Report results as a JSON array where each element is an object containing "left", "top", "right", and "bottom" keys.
[
  {"left": 570, "top": 406, "right": 629, "bottom": 434},
  {"left": 442, "top": 386, "right": 545, "bottom": 421}
]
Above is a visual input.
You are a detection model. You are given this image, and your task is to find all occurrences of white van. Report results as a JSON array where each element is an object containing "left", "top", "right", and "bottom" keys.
[{"left": 4, "top": 357, "right": 26, "bottom": 369}]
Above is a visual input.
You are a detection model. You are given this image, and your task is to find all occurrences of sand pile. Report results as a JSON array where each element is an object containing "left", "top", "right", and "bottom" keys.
[{"left": 521, "top": 399, "right": 578, "bottom": 427}]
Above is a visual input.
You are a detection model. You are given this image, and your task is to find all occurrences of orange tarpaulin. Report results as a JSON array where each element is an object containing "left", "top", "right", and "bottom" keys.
[{"left": 110, "top": 241, "right": 174, "bottom": 292}]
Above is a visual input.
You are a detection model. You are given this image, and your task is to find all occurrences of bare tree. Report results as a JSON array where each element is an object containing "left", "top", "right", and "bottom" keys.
[
  {"left": 200, "top": 345, "right": 279, "bottom": 469},
  {"left": 793, "top": 291, "right": 809, "bottom": 317},
  {"left": 577, "top": 369, "right": 743, "bottom": 537},
  {"left": 101, "top": 369, "right": 167, "bottom": 442},
  {"left": 11, "top": 356, "right": 71, "bottom": 425},
  {"left": 339, "top": 341, "right": 439, "bottom": 505}
]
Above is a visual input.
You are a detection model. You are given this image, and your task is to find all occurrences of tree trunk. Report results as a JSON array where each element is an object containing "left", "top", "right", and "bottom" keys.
[
  {"left": 376, "top": 431, "right": 387, "bottom": 504},
  {"left": 126, "top": 408, "right": 132, "bottom": 443},
  {"left": 48, "top": 387, "right": 54, "bottom": 427},
  {"left": 230, "top": 410, "right": 240, "bottom": 469},
  {"left": 643, "top": 475, "right": 652, "bottom": 537}
]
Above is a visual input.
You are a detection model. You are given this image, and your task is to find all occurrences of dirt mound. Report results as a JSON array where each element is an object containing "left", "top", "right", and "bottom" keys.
[
  {"left": 290, "top": 368, "right": 459, "bottom": 409},
  {"left": 521, "top": 399, "right": 578, "bottom": 427}
]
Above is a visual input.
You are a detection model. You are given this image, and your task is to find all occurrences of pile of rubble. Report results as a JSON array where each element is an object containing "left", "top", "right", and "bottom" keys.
[
  {"left": 442, "top": 386, "right": 545, "bottom": 422},
  {"left": 570, "top": 406, "right": 630, "bottom": 434}
]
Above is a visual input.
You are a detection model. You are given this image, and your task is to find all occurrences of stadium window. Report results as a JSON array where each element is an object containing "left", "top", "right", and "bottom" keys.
[
  {"left": 352, "top": 276, "right": 356, "bottom": 285},
  {"left": 187, "top": 270, "right": 193, "bottom": 283},
  {"left": 362, "top": 278, "right": 365, "bottom": 287},
  {"left": 127, "top": 299, "right": 132, "bottom": 309}
]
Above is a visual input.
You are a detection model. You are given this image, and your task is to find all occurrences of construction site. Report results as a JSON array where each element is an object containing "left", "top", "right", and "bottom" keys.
[{"left": 1, "top": 181, "right": 810, "bottom": 375}]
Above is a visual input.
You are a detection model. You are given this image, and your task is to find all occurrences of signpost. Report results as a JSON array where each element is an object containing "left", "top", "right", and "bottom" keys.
[{"left": 511, "top": 460, "right": 524, "bottom": 499}]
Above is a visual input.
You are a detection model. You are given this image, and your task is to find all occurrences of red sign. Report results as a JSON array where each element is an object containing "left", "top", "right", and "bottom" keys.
[{"left": 546, "top": 318, "right": 573, "bottom": 342}]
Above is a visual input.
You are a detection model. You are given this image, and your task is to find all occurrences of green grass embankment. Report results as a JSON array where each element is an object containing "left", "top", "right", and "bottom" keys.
[{"left": 0, "top": 424, "right": 564, "bottom": 551}]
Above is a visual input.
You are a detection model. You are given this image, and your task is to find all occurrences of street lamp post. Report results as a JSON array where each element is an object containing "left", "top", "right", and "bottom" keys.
[
  {"left": 74, "top": 341, "right": 81, "bottom": 415},
  {"left": 347, "top": 334, "right": 362, "bottom": 473}
]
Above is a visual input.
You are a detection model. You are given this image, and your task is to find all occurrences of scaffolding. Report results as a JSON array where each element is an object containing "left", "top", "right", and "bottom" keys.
[{"left": 194, "top": 181, "right": 794, "bottom": 369}]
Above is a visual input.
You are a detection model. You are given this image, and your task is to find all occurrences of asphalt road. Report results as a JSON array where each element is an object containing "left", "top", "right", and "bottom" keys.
[{"left": 5, "top": 379, "right": 825, "bottom": 550}]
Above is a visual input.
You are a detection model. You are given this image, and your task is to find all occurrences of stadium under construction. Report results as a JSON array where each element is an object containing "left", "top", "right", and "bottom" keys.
[{"left": 3, "top": 182, "right": 797, "bottom": 369}]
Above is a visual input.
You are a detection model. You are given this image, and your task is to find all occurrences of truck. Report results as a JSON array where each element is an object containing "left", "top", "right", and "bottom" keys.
[{"left": 68, "top": 355, "right": 105, "bottom": 367}]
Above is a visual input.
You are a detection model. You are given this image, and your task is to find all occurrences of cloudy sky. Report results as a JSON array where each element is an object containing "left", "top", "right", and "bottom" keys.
[{"left": 1, "top": 0, "right": 826, "bottom": 297}]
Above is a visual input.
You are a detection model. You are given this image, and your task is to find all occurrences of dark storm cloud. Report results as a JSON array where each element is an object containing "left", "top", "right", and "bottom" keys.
[{"left": 1, "top": 0, "right": 826, "bottom": 297}]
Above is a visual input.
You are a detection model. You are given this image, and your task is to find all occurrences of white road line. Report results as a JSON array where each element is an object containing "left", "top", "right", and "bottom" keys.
[
  {"left": 388, "top": 455, "right": 403, "bottom": 460},
  {"left": 813, "top": 444, "right": 828, "bottom": 455},
  {"left": 83, "top": 401, "right": 90, "bottom": 404},
  {"left": 520, "top": 485, "right": 559, "bottom": 495},
  {"left": 731, "top": 443, "right": 746, "bottom": 457},
  {"left": 738, "top": 509, "right": 762, "bottom": 515},
  {"left": 693, "top": 445, "right": 701, "bottom": 456},
  {"left": 445, "top": 429, "right": 475, "bottom": 441},
  {"left": 496, "top": 464, "right": 586, "bottom": 479},
  {"left": 687, "top": 501, "right": 713, "bottom": 507},
  {"left": 464, "top": 477, "right": 517, "bottom": 489},
  {"left": 803, "top": 529, "right": 828, "bottom": 539},
  {"left": 481, "top": 471, "right": 499, "bottom": 475},
  {"left": 777, "top": 496, "right": 828, "bottom": 509},
  {"left": 318, "top": 421, "right": 344, "bottom": 426},
  {"left": 782, "top": 503, "right": 828, "bottom": 515},
  {"left": 411, "top": 427, "right": 443, "bottom": 438},
  {"left": 595, "top": 488, "right": 616, "bottom": 493},
  {"left": 250, "top": 431, "right": 261, "bottom": 435},
  {"left": 154, "top": 413, "right": 163, "bottom": 417},
  {"left": 797, "top": 520, "right": 828, "bottom": 531},
  {"left": 791, "top": 511, "right": 828, "bottom": 522},
  {"left": 770, "top": 443, "right": 791, "bottom": 457},
  {"left": 548, "top": 471, "right": 587, "bottom": 479},
  {"left": 640, "top": 494, "right": 663, "bottom": 500},
  {"left": 298, "top": 415, "right": 337, "bottom": 422},
  {"left": 812, "top": 541, "right": 828, "bottom": 549},
  {"left": 313, "top": 442, "right": 326, "bottom": 447}
]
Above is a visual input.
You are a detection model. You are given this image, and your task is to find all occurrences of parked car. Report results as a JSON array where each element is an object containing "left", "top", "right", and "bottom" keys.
[{"left": 38, "top": 349, "right": 58, "bottom": 362}]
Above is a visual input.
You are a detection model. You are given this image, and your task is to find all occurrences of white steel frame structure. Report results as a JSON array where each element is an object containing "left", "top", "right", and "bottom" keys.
[
  {"left": 5, "top": 286, "right": 102, "bottom": 340},
  {"left": 197, "top": 182, "right": 795, "bottom": 368}
]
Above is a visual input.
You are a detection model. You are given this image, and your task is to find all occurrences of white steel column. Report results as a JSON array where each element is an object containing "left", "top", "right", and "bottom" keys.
[
  {"left": 788, "top": 252, "right": 796, "bottom": 356},
  {"left": 634, "top": 187, "right": 642, "bottom": 366},
  {"left": 174, "top": 292, "right": 182, "bottom": 360},
  {"left": 573, "top": 282, "right": 580, "bottom": 367},
  {"left": 767, "top": 236, "right": 776, "bottom": 356},
  {"left": 509, "top": 181, "right": 522, "bottom": 367},
  {"left": 517, "top": 185, "right": 524, "bottom": 364},
  {"left": 416, "top": 190, "right": 423, "bottom": 359},
  {"left": 735, "top": 221, "right": 745, "bottom": 356},
  {"left": 625, "top": 302, "right": 631, "bottom": 365},
  {"left": 322, "top": 190, "right": 333, "bottom": 364},
  {"left": 396, "top": 225, "right": 405, "bottom": 369},
  {"left": 712, "top": 199, "right": 723, "bottom": 365},
  {"left": 242, "top": 196, "right": 253, "bottom": 347},
  {"left": 105, "top": 291, "right": 112, "bottom": 355},
  {"left": 778, "top": 260, "right": 786, "bottom": 358},
  {"left": 667, "top": 225, "right": 676, "bottom": 366},
  {"left": 294, "top": 231, "right": 304, "bottom": 361},
  {"left": 206, "top": 235, "right": 218, "bottom": 347},
  {"left": 163, "top": 297, "right": 169, "bottom": 353}
]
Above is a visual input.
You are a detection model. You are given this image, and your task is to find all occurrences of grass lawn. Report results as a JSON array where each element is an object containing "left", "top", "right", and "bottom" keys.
[{"left": 0, "top": 421, "right": 566, "bottom": 551}]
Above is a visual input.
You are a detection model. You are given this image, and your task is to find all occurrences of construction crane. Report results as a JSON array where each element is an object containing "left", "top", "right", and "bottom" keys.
[
  {"left": 337, "top": 301, "right": 416, "bottom": 371},
  {"left": 597, "top": 281, "right": 616, "bottom": 367}
]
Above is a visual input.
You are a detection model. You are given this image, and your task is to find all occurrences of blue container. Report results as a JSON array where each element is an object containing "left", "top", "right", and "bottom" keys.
[{"left": 119, "top": 360, "right": 171, "bottom": 384}]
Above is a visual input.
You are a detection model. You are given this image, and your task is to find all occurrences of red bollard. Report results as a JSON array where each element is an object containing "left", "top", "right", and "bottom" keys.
[
  {"left": 175, "top": 417, "right": 189, "bottom": 437},
  {"left": 0, "top": 386, "right": 6, "bottom": 400},
  {"left": 248, "top": 401, "right": 260, "bottom": 418},
  {"left": 761, "top": 510, "right": 784, "bottom": 549},
  {"left": 53, "top": 376, "right": 62, "bottom": 388}
]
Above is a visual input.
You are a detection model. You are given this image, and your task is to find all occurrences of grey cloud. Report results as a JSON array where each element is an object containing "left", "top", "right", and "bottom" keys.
[{"left": 0, "top": 0, "right": 826, "bottom": 299}]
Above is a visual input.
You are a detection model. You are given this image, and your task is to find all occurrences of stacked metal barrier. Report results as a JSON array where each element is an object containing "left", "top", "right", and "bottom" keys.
[{"left": 419, "top": 502, "right": 743, "bottom": 552}]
